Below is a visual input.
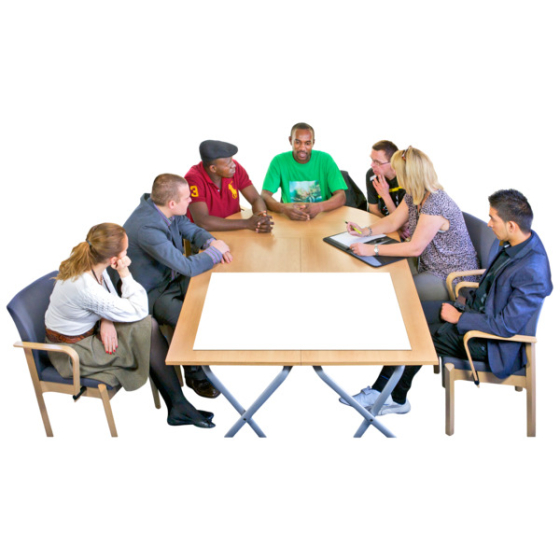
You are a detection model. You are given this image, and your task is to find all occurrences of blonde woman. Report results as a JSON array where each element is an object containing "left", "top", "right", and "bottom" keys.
[
  {"left": 347, "top": 146, "right": 478, "bottom": 301},
  {"left": 45, "top": 223, "right": 214, "bottom": 428}
]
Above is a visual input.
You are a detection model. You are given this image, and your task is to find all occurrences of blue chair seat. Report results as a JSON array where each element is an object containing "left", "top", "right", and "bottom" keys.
[
  {"left": 39, "top": 364, "right": 118, "bottom": 390},
  {"left": 442, "top": 356, "right": 526, "bottom": 378}
]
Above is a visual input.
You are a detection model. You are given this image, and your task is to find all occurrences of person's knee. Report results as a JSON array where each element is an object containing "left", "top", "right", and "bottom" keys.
[
  {"left": 153, "top": 298, "right": 181, "bottom": 327},
  {"left": 414, "top": 273, "right": 448, "bottom": 301}
]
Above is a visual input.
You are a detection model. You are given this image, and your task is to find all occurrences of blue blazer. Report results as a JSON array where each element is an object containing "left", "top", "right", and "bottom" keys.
[
  {"left": 457, "top": 231, "right": 552, "bottom": 378},
  {"left": 124, "top": 194, "right": 215, "bottom": 311}
]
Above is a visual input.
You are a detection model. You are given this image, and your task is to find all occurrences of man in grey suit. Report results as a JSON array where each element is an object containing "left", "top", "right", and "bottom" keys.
[{"left": 124, "top": 173, "right": 232, "bottom": 398}]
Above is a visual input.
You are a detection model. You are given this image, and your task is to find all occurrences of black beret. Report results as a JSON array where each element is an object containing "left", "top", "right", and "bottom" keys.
[{"left": 199, "top": 140, "right": 238, "bottom": 161}]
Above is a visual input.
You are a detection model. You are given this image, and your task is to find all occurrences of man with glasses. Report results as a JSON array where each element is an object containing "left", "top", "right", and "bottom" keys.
[
  {"left": 367, "top": 140, "right": 409, "bottom": 238},
  {"left": 367, "top": 140, "right": 406, "bottom": 211}
]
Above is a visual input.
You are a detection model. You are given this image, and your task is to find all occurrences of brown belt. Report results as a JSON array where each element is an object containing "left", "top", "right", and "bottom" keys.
[{"left": 45, "top": 326, "right": 96, "bottom": 344}]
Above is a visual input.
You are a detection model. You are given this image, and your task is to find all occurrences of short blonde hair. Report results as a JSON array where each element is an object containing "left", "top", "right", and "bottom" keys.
[{"left": 391, "top": 147, "right": 443, "bottom": 205}]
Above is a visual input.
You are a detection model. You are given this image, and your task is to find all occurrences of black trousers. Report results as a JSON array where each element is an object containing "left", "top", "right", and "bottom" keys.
[
  {"left": 152, "top": 275, "right": 206, "bottom": 382},
  {"left": 372, "top": 301, "right": 488, "bottom": 404}
]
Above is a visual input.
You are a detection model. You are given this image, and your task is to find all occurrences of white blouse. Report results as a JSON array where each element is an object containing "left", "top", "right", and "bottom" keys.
[{"left": 45, "top": 270, "right": 149, "bottom": 335}]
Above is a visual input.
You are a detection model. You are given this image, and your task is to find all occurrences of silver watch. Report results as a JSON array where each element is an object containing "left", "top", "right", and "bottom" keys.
[{"left": 373, "top": 244, "right": 379, "bottom": 256}]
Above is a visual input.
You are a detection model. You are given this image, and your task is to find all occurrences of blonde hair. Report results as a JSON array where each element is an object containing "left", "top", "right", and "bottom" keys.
[
  {"left": 57, "top": 223, "right": 126, "bottom": 281},
  {"left": 391, "top": 147, "right": 443, "bottom": 205}
]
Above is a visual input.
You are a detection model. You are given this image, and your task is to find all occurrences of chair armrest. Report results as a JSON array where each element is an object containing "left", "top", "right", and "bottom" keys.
[
  {"left": 453, "top": 281, "right": 480, "bottom": 300},
  {"left": 14, "top": 341, "right": 81, "bottom": 394},
  {"left": 461, "top": 330, "right": 537, "bottom": 385},
  {"left": 464, "top": 330, "right": 537, "bottom": 345},
  {"left": 446, "top": 269, "right": 486, "bottom": 300}
]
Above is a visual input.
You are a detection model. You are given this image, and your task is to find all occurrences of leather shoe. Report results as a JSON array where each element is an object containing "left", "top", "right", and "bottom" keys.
[
  {"left": 168, "top": 415, "right": 215, "bottom": 428},
  {"left": 185, "top": 377, "right": 221, "bottom": 399},
  {"left": 198, "top": 410, "right": 214, "bottom": 421}
]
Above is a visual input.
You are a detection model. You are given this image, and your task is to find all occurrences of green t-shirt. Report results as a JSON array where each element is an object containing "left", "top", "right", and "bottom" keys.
[{"left": 262, "top": 150, "right": 347, "bottom": 203}]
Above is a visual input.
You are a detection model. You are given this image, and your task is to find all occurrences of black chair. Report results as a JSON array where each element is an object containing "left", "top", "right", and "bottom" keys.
[
  {"left": 340, "top": 170, "right": 368, "bottom": 211},
  {"left": 7, "top": 271, "right": 157, "bottom": 437}
]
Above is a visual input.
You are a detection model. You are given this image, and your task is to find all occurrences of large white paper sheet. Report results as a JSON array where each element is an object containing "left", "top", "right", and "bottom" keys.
[{"left": 193, "top": 273, "right": 411, "bottom": 350}]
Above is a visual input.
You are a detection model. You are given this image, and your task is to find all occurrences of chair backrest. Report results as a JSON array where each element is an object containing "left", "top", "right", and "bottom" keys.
[
  {"left": 462, "top": 212, "right": 496, "bottom": 269},
  {"left": 7, "top": 271, "right": 58, "bottom": 374},
  {"left": 340, "top": 170, "right": 368, "bottom": 211}
]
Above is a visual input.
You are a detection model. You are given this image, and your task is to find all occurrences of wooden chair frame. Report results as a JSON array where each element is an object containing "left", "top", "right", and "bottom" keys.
[
  {"left": 444, "top": 330, "right": 537, "bottom": 437},
  {"left": 14, "top": 340, "right": 121, "bottom": 437},
  {"left": 14, "top": 340, "right": 165, "bottom": 437},
  {"left": 440, "top": 268, "right": 538, "bottom": 437}
]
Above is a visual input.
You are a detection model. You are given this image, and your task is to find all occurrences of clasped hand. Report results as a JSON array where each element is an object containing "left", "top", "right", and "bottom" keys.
[
  {"left": 284, "top": 202, "right": 322, "bottom": 221},
  {"left": 249, "top": 211, "right": 274, "bottom": 233}
]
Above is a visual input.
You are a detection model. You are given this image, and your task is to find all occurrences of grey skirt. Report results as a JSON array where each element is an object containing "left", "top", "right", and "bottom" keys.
[{"left": 47, "top": 315, "right": 152, "bottom": 391}]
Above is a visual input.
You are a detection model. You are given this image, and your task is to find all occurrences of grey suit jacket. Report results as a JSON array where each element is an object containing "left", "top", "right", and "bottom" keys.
[{"left": 124, "top": 194, "right": 215, "bottom": 311}]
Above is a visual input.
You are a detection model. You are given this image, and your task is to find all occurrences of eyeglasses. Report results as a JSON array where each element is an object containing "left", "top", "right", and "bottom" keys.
[
  {"left": 371, "top": 159, "right": 390, "bottom": 166},
  {"left": 402, "top": 145, "right": 412, "bottom": 161}
]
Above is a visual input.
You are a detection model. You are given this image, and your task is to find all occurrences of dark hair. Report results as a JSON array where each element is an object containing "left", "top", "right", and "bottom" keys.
[
  {"left": 151, "top": 173, "right": 187, "bottom": 206},
  {"left": 488, "top": 189, "right": 533, "bottom": 233},
  {"left": 372, "top": 140, "right": 399, "bottom": 161},
  {"left": 57, "top": 223, "right": 126, "bottom": 281},
  {"left": 290, "top": 122, "right": 315, "bottom": 140}
]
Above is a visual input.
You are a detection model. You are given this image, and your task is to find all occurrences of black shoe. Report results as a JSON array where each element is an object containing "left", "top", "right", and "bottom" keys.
[
  {"left": 198, "top": 410, "right": 214, "bottom": 421},
  {"left": 167, "top": 416, "right": 215, "bottom": 428},
  {"left": 185, "top": 377, "right": 221, "bottom": 399}
]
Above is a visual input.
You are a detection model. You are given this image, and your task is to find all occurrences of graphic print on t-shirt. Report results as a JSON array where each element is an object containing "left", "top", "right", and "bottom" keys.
[
  {"left": 228, "top": 183, "right": 238, "bottom": 199},
  {"left": 289, "top": 180, "right": 323, "bottom": 203}
]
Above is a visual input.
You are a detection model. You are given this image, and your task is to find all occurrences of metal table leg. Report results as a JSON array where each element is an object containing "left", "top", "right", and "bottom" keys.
[
  {"left": 312, "top": 365, "right": 405, "bottom": 438},
  {"left": 202, "top": 365, "right": 292, "bottom": 438}
]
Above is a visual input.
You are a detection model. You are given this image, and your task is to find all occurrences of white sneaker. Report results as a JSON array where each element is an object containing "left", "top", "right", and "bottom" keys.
[
  {"left": 378, "top": 399, "right": 411, "bottom": 416},
  {"left": 339, "top": 387, "right": 394, "bottom": 407}
]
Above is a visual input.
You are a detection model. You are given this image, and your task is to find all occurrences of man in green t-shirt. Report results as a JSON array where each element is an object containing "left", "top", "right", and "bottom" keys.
[{"left": 261, "top": 122, "right": 347, "bottom": 220}]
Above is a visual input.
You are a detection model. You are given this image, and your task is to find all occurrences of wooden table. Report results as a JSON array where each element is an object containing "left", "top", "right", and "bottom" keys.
[{"left": 167, "top": 206, "right": 438, "bottom": 437}]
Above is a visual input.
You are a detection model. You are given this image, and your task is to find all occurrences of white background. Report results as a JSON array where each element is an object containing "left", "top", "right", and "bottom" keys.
[{"left": 1, "top": 1, "right": 558, "bottom": 558}]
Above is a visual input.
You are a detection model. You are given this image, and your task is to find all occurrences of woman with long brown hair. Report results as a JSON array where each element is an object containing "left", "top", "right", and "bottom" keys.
[{"left": 45, "top": 223, "right": 214, "bottom": 428}]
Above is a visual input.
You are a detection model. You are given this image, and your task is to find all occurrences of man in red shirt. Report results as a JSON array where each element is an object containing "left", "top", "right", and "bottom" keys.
[{"left": 185, "top": 140, "right": 273, "bottom": 232}]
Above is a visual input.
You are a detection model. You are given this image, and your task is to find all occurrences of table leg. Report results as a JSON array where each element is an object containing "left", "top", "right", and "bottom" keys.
[
  {"left": 202, "top": 365, "right": 292, "bottom": 438},
  {"left": 312, "top": 365, "right": 403, "bottom": 438},
  {"left": 358, "top": 366, "right": 404, "bottom": 437}
]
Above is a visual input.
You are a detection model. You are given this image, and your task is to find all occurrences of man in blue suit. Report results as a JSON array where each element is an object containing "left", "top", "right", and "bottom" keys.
[
  {"left": 124, "top": 173, "right": 233, "bottom": 398},
  {"left": 343, "top": 189, "right": 553, "bottom": 415}
]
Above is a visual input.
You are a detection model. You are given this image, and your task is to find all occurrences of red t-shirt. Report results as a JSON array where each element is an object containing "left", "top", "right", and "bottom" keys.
[{"left": 185, "top": 160, "right": 253, "bottom": 220}]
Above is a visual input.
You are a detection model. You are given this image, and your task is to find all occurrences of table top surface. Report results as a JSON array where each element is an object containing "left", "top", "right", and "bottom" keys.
[{"left": 167, "top": 206, "right": 438, "bottom": 367}]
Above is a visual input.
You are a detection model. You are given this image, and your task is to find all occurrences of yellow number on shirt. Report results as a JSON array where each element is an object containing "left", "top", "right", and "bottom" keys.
[{"left": 190, "top": 185, "right": 199, "bottom": 197}]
